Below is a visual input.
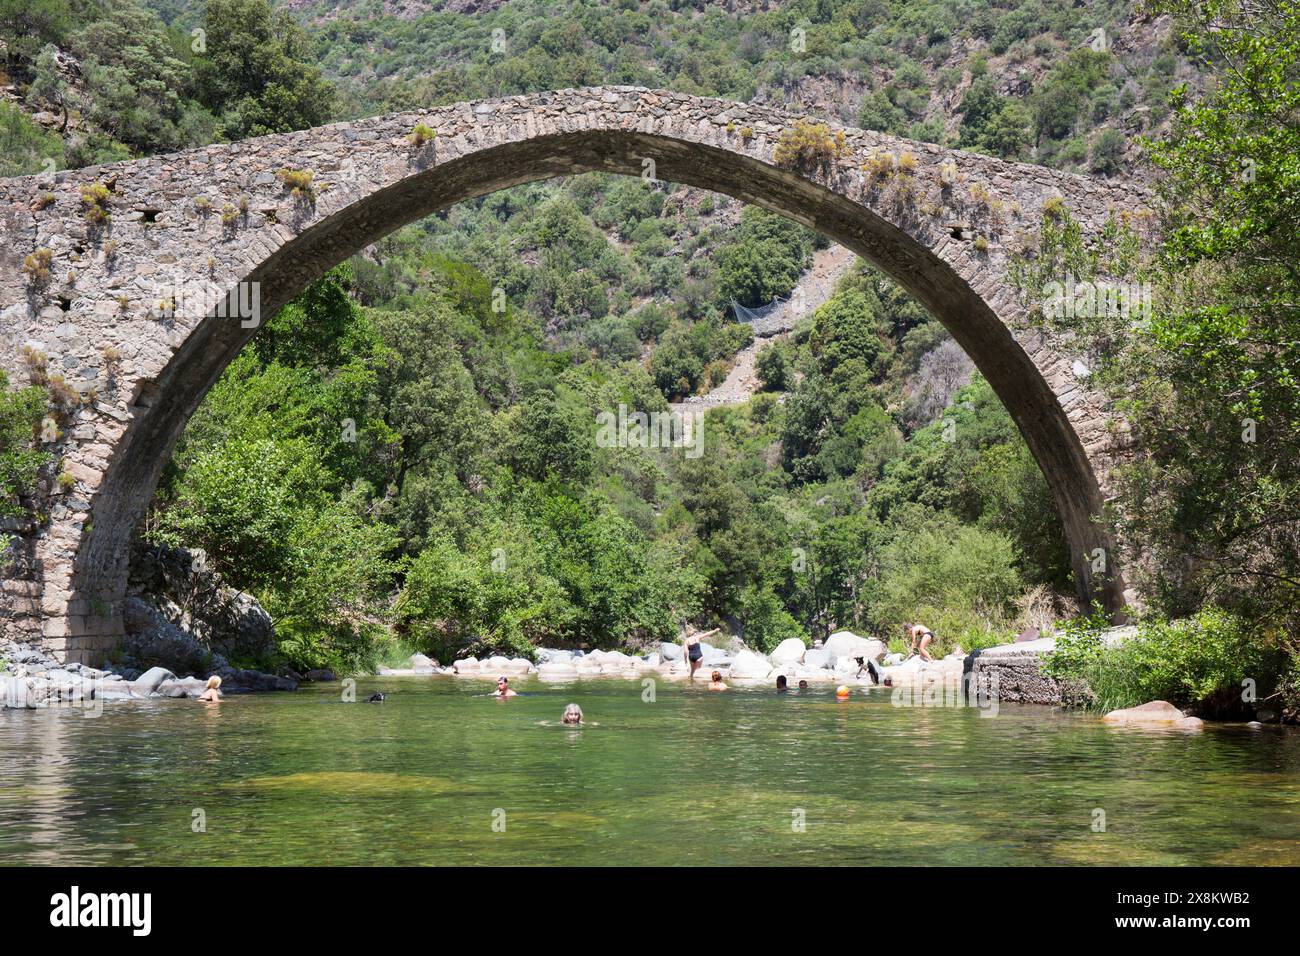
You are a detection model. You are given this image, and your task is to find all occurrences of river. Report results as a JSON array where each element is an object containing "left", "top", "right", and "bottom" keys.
[{"left": 2, "top": 676, "right": 1298, "bottom": 865}]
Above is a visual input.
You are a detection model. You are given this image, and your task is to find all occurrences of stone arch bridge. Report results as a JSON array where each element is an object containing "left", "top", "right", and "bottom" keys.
[{"left": 0, "top": 86, "right": 1149, "bottom": 664}]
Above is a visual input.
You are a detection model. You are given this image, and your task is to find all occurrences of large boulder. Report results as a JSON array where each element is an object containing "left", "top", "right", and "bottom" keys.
[
  {"left": 537, "top": 661, "right": 580, "bottom": 681},
  {"left": 127, "top": 544, "right": 276, "bottom": 665},
  {"left": 700, "top": 643, "right": 729, "bottom": 665},
  {"left": 536, "top": 648, "right": 578, "bottom": 664},
  {"left": 157, "top": 676, "right": 207, "bottom": 699},
  {"left": 132, "top": 666, "right": 177, "bottom": 695},
  {"left": 770, "top": 638, "right": 808, "bottom": 665},
  {"left": 408, "top": 653, "right": 438, "bottom": 674},
  {"left": 728, "top": 649, "right": 772, "bottom": 680},
  {"left": 217, "top": 668, "right": 297, "bottom": 693},
  {"left": 660, "top": 642, "right": 683, "bottom": 662},
  {"left": 824, "top": 631, "right": 886, "bottom": 664},
  {"left": 122, "top": 598, "right": 225, "bottom": 677},
  {"left": 802, "top": 648, "right": 831, "bottom": 671},
  {"left": 1103, "top": 700, "right": 1204, "bottom": 731},
  {"left": 832, "top": 655, "right": 861, "bottom": 675}
]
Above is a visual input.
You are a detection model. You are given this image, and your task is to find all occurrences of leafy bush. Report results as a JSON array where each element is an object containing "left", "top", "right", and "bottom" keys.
[
  {"left": 755, "top": 341, "right": 790, "bottom": 391},
  {"left": 870, "top": 519, "right": 1024, "bottom": 653},
  {"left": 0, "top": 370, "right": 50, "bottom": 523},
  {"left": 1045, "top": 607, "right": 1289, "bottom": 717}
]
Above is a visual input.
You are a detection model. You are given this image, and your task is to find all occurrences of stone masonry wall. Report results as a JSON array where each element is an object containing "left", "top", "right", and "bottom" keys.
[{"left": 0, "top": 87, "right": 1151, "bottom": 664}]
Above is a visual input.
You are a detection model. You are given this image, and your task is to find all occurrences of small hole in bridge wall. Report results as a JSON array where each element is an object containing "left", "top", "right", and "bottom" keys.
[
  {"left": 58, "top": 297, "right": 72, "bottom": 312},
  {"left": 949, "top": 226, "right": 965, "bottom": 240},
  {"left": 140, "top": 210, "right": 161, "bottom": 223},
  {"left": 131, "top": 380, "right": 159, "bottom": 410}
]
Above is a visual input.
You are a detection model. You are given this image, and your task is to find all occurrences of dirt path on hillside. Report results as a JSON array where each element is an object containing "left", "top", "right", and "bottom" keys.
[{"left": 671, "top": 245, "right": 855, "bottom": 413}]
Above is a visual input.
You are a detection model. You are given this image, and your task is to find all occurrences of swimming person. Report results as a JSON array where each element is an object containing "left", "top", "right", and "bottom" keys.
[
  {"left": 707, "top": 670, "right": 728, "bottom": 691},
  {"left": 776, "top": 675, "right": 788, "bottom": 692},
  {"left": 561, "top": 703, "right": 584, "bottom": 725},
  {"left": 197, "top": 675, "right": 222, "bottom": 703},
  {"left": 493, "top": 676, "right": 518, "bottom": 698},
  {"left": 683, "top": 627, "right": 720, "bottom": 679},
  {"left": 798, "top": 679, "right": 809, "bottom": 691},
  {"left": 906, "top": 623, "right": 936, "bottom": 662}
]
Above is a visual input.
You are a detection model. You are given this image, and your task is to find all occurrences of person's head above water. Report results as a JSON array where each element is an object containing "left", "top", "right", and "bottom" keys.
[
  {"left": 711, "top": 670, "right": 722, "bottom": 683},
  {"left": 206, "top": 675, "right": 221, "bottom": 690},
  {"left": 798, "top": 679, "right": 809, "bottom": 689},
  {"left": 562, "top": 703, "right": 584, "bottom": 725},
  {"left": 776, "top": 675, "right": 788, "bottom": 691}
]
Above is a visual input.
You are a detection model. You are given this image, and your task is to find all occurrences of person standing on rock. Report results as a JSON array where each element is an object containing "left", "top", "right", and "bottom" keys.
[
  {"left": 905, "top": 623, "right": 935, "bottom": 662},
  {"left": 683, "top": 627, "right": 720, "bottom": 679}
]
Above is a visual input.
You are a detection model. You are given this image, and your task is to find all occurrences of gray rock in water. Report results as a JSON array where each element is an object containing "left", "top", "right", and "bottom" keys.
[
  {"left": 1102, "top": 700, "right": 1203, "bottom": 731},
  {"left": 660, "top": 642, "right": 683, "bottom": 662},
  {"left": 156, "top": 679, "right": 195, "bottom": 699},
  {"left": 133, "top": 666, "right": 177, "bottom": 694},
  {"left": 216, "top": 668, "right": 296, "bottom": 693},
  {"left": 303, "top": 669, "right": 338, "bottom": 682}
]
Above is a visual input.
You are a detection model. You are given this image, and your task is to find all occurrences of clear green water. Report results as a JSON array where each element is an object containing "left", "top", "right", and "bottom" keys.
[{"left": 2, "top": 676, "right": 1298, "bottom": 866}]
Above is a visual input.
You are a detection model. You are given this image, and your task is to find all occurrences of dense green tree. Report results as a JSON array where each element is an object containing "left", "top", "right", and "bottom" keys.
[
  {"left": 192, "top": 0, "right": 335, "bottom": 139},
  {"left": 754, "top": 341, "right": 790, "bottom": 391}
]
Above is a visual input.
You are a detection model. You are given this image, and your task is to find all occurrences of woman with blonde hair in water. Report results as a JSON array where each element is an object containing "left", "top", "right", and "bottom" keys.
[
  {"left": 561, "top": 703, "right": 584, "bottom": 725},
  {"left": 197, "top": 675, "right": 222, "bottom": 703}
]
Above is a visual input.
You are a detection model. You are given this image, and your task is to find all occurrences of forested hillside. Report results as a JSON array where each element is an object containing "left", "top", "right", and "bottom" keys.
[{"left": 3, "top": 1, "right": 1297, "bottom": 720}]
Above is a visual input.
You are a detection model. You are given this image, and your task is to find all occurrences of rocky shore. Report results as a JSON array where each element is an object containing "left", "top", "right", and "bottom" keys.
[
  {"left": 1, "top": 544, "right": 295, "bottom": 710},
  {"left": 0, "top": 634, "right": 296, "bottom": 710},
  {"left": 378, "top": 630, "right": 968, "bottom": 689}
]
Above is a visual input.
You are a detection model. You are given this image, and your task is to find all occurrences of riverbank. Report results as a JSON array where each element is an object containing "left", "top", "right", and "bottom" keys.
[{"left": 0, "top": 634, "right": 296, "bottom": 710}]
